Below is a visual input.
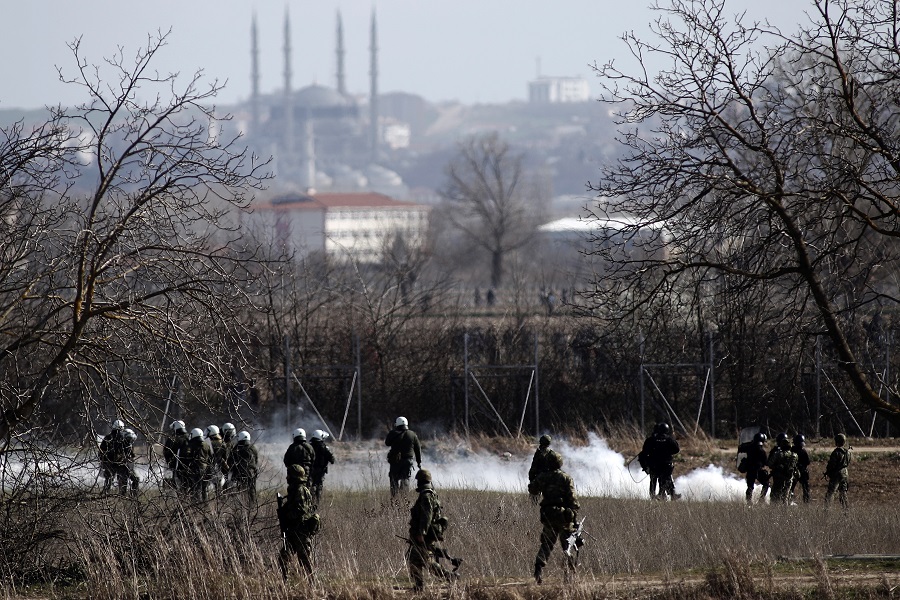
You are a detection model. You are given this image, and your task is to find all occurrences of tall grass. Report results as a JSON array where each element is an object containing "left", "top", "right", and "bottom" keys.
[{"left": 4, "top": 480, "right": 900, "bottom": 599}]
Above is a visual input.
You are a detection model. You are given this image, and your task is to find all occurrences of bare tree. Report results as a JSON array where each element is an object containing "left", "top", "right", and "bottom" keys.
[
  {"left": 0, "top": 32, "right": 270, "bottom": 442},
  {"left": 588, "top": 0, "right": 900, "bottom": 425},
  {"left": 438, "top": 133, "right": 541, "bottom": 288}
]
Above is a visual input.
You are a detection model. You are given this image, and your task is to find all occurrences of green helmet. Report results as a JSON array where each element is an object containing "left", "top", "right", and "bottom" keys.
[
  {"left": 539, "top": 434, "right": 551, "bottom": 447},
  {"left": 287, "top": 464, "right": 307, "bottom": 481},
  {"left": 834, "top": 433, "right": 846, "bottom": 446},
  {"left": 547, "top": 450, "right": 563, "bottom": 470},
  {"left": 415, "top": 469, "right": 432, "bottom": 483}
]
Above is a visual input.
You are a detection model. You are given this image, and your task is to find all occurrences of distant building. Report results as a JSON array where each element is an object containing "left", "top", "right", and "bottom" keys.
[
  {"left": 528, "top": 77, "right": 591, "bottom": 104},
  {"left": 247, "top": 191, "right": 429, "bottom": 263}
]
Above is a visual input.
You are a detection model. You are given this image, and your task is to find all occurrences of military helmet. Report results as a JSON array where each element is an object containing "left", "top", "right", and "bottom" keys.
[
  {"left": 287, "top": 464, "right": 307, "bottom": 480},
  {"left": 547, "top": 450, "right": 563, "bottom": 470},
  {"left": 654, "top": 422, "right": 670, "bottom": 436},
  {"left": 293, "top": 427, "right": 307, "bottom": 441},
  {"left": 112, "top": 419, "right": 125, "bottom": 431},
  {"left": 793, "top": 434, "right": 805, "bottom": 445},
  {"left": 835, "top": 433, "right": 846, "bottom": 445},
  {"left": 190, "top": 428, "right": 204, "bottom": 440},
  {"left": 206, "top": 424, "right": 220, "bottom": 437},
  {"left": 415, "top": 469, "right": 432, "bottom": 483},
  {"left": 395, "top": 416, "right": 409, "bottom": 428},
  {"left": 539, "top": 434, "right": 552, "bottom": 447},
  {"left": 170, "top": 420, "right": 186, "bottom": 433},
  {"left": 753, "top": 432, "right": 767, "bottom": 444},
  {"left": 776, "top": 432, "right": 789, "bottom": 443},
  {"left": 222, "top": 422, "right": 236, "bottom": 434},
  {"left": 237, "top": 430, "right": 251, "bottom": 443}
]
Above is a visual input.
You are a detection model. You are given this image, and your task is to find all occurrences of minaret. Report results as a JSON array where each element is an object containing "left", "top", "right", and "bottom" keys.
[
  {"left": 283, "top": 7, "right": 295, "bottom": 158},
  {"left": 301, "top": 114, "right": 316, "bottom": 192},
  {"left": 336, "top": 11, "right": 346, "bottom": 96},
  {"left": 250, "top": 13, "right": 260, "bottom": 133},
  {"left": 369, "top": 9, "right": 379, "bottom": 164}
]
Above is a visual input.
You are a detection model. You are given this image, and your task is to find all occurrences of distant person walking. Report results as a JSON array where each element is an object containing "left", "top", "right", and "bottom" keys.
[
  {"left": 283, "top": 428, "right": 315, "bottom": 481},
  {"left": 790, "top": 434, "right": 811, "bottom": 504},
  {"left": 638, "top": 422, "right": 681, "bottom": 500},
  {"left": 528, "top": 434, "right": 558, "bottom": 503},
  {"left": 737, "top": 432, "right": 770, "bottom": 505},
  {"left": 277, "top": 465, "right": 320, "bottom": 580},
  {"left": 824, "top": 433, "right": 851, "bottom": 509},
  {"left": 386, "top": 416, "right": 422, "bottom": 496},
  {"left": 406, "top": 469, "right": 460, "bottom": 592},
  {"left": 229, "top": 430, "right": 259, "bottom": 502},
  {"left": 310, "top": 430, "right": 335, "bottom": 504}
]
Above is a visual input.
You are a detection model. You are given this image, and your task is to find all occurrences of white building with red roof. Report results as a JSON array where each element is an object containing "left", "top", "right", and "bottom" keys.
[{"left": 247, "top": 191, "right": 430, "bottom": 262}]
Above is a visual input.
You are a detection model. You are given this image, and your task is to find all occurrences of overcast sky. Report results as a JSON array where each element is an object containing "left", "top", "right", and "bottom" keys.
[{"left": 1, "top": 1, "right": 812, "bottom": 111}]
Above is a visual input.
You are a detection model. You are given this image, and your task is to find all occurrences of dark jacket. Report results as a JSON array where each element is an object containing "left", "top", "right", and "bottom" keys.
[
  {"left": 528, "top": 447, "right": 557, "bottom": 482},
  {"left": 99, "top": 430, "right": 128, "bottom": 467},
  {"left": 310, "top": 439, "right": 335, "bottom": 476},
  {"left": 738, "top": 441, "right": 769, "bottom": 472},
  {"left": 409, "top": 482, "right": 445, "bottom": 543},
  {"left": 639, "top": 434, "right": 680, "bottom": 471},
  {"left": 163, "top": 431, "right": 189, "bottom": 471},
  {"left": 284, "top": 440, "right": 315, "bottom": 470},
  {"left": 385, "top": 427, "right": 422, "bottom": 465},
  {"left": 230, "top": 441, "right": 259, "bottom": 479},
  {"left": 528, "top": 469, "right": 579, "bottom": 511}
]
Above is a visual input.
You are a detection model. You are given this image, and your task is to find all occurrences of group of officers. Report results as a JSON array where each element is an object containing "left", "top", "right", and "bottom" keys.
[
  {"left": 102, "top": 414, "right": 854, "bottom": 588},
  {"left": 738, "top": 430, "right": 852, "bottom": 508}
]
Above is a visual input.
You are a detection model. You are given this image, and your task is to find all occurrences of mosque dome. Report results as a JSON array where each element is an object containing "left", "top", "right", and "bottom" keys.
[{"left": 293, "top": 85, "right": 357, "bottom": 119}]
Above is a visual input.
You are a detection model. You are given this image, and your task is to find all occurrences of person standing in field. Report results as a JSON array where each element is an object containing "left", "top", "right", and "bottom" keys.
[
  {"left": 309, "top": 429, "right": 335, "bottom": 504},
  {"left": 283, "top": 428, "right": 315, "bottom": 482},
  {"left": 638, "top": 422, "right": 681, "bottom": 500},
  {"left": 163, "top": 420, "right": 190, "bottom": 494},
  {"left": 181, "top": 428, "right": 212, "bottom": 501},
  {"left": 824, "top": 433, "right": 851, "bottom": 509},
  {"left": 737, "top": 432, "right": 771, "bottom": 505},
  {"left": 277, "top": 464, "right": 319, "bottom": 580},
  {"left": 229, "top": 430, "right": 259, "bottom": 502},
  {"left": 790, "top": 434, "right": 811, "bottom": 504},
  {"left": 528, "top": 452, "right": 580, "bottom": 584},
  {"left": 205, "top": 425, "right": 227, "bottom": 496},
  {"left": 528, "top": 434, "right": 558, "bottom": 502},
  {"left": 386, "top": 416, "right": 422, "bottom": 496},
  {"left": 767, "top": 432, "right": 798, "bottom": 505},
  {"left": 99, "top": 419, "right": 127, "bottom": 494},
  {"left": 119, "top": 428, "right": 140, "bottom": 496},
  {"left": 406, "top": 469, "right": 458, "bottom": 592}
]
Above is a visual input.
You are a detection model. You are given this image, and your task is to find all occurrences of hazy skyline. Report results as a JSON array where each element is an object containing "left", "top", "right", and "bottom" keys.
[{"left": 2, "top": 1, "right": 810, "bottom": 110}]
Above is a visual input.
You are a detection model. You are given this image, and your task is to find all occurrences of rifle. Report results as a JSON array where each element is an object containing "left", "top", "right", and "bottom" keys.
[
  {"left": 396, "top": 535, "right": 463, "bottom": 572},
  {"left": 565, "top": 517, "right": 586, "bottom": 559}
]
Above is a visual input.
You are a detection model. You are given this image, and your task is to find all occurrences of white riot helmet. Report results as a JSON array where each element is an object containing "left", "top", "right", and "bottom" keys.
[
  {"left": 170, "top": 420, "right": 186, "bottom": 433},
  {"left": 190, "top": 428, "right": 204, "bottom": 440},
  {"left": 293, "top": 428, "right": 307, "bottom": 441},
  {"left": 237, "top": 430, "right": 251, "bottom": 443},
  {"left": 124, "top": 428, "right": 137, "bottom": 442},
  {"left": 112, "top": 419, "right": 125, "bottom": 431},
  {"left": 222, "top": 422, "right": 236, "bottom": 435},
  {"left": 395, "top": 416, "right": 408, "bottom": 428},
  {"left": 311, "top": 429, "right": 324, "bottom": 441},
  {"left": 206, "top": 425, "right": 220, "bottom": 437}
]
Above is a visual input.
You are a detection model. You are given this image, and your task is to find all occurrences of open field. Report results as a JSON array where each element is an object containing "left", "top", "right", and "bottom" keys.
[{"left": 4, "top": 433, "right": 900, "bottom": 599}]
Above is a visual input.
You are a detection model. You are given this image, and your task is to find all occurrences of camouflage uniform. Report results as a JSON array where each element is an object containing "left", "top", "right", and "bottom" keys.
[
  {"left": 207, "top": 433, "right": 228, "bottom": 495},
  {"left": 229, "top": 439, "right": 259, "bottom": 502},
  {"left": 277, "top": 465, "right": 319, "bottom": 579},
  {"left": 181, "top": 436, "right": 212, "bottom": 501},
  {"left": 310, "top": 437, "right": 335, "bottom": 503},
  {"left": 386, "top": 425, "right": 422, "bottom": 496},
  {"left": 767, "top": 439, "right": 798, "bottom": 505},
  {"left": 528, "top": 455, "right": 579, "bottom": 584},
  {"left": 638, "top": 427, "right": 680, "bottom": 499},
  {"left": 407, "top": 470, "right": 457, "bottom": 592},
  {"left": 825, "top": 434, "right": 851, "bottom": 509},
  {"left": 283, "top": 438, "right": 315, "bottom": 481}
]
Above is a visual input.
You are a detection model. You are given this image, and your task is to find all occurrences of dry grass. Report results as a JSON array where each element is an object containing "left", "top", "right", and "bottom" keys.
[{"left": 4, "top": 479, "right": 900, "bottom": 599}]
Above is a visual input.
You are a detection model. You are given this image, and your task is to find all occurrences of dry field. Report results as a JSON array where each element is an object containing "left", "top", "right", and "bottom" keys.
[{"left": 5, "top": 433, "right": 900, "bottom": 599}]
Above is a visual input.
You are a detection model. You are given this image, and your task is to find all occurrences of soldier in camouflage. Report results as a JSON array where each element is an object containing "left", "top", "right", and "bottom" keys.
[
  {"left": 825, "top": 433, "right": 851, "bottom": 509},
  {"left": 277, "top": 464, "right": 319, "bottom": 579},
  {"left": 527, "top": 451, "right": 580, "bottom": 584},
  {"left": 767, "top": 432, "right": 798, "bottom": 505},
  {"left": 407, "top": 469, "right": 458, "bottom": 592}
]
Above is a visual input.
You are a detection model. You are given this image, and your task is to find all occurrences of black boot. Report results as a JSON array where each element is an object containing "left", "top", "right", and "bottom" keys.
[{"left": 534, "top": 563, "right": 543, "bottom": 584}]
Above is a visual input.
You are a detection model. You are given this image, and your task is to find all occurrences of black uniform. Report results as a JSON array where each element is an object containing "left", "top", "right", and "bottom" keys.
[
  {"left": 737, "top": 439, "right": 770, "bottom": 504},
  {"left": 310, "top": 437, "right": 335, "bottom": 503},
  {"left": 790, "top": 441, "right": 811, "bottom": 504},
  {"left": 386, "top": 425, "right": 422, "bottom": 496},
  {"left": 638, "top": 430, "right": 680, "bottom": 499}
]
